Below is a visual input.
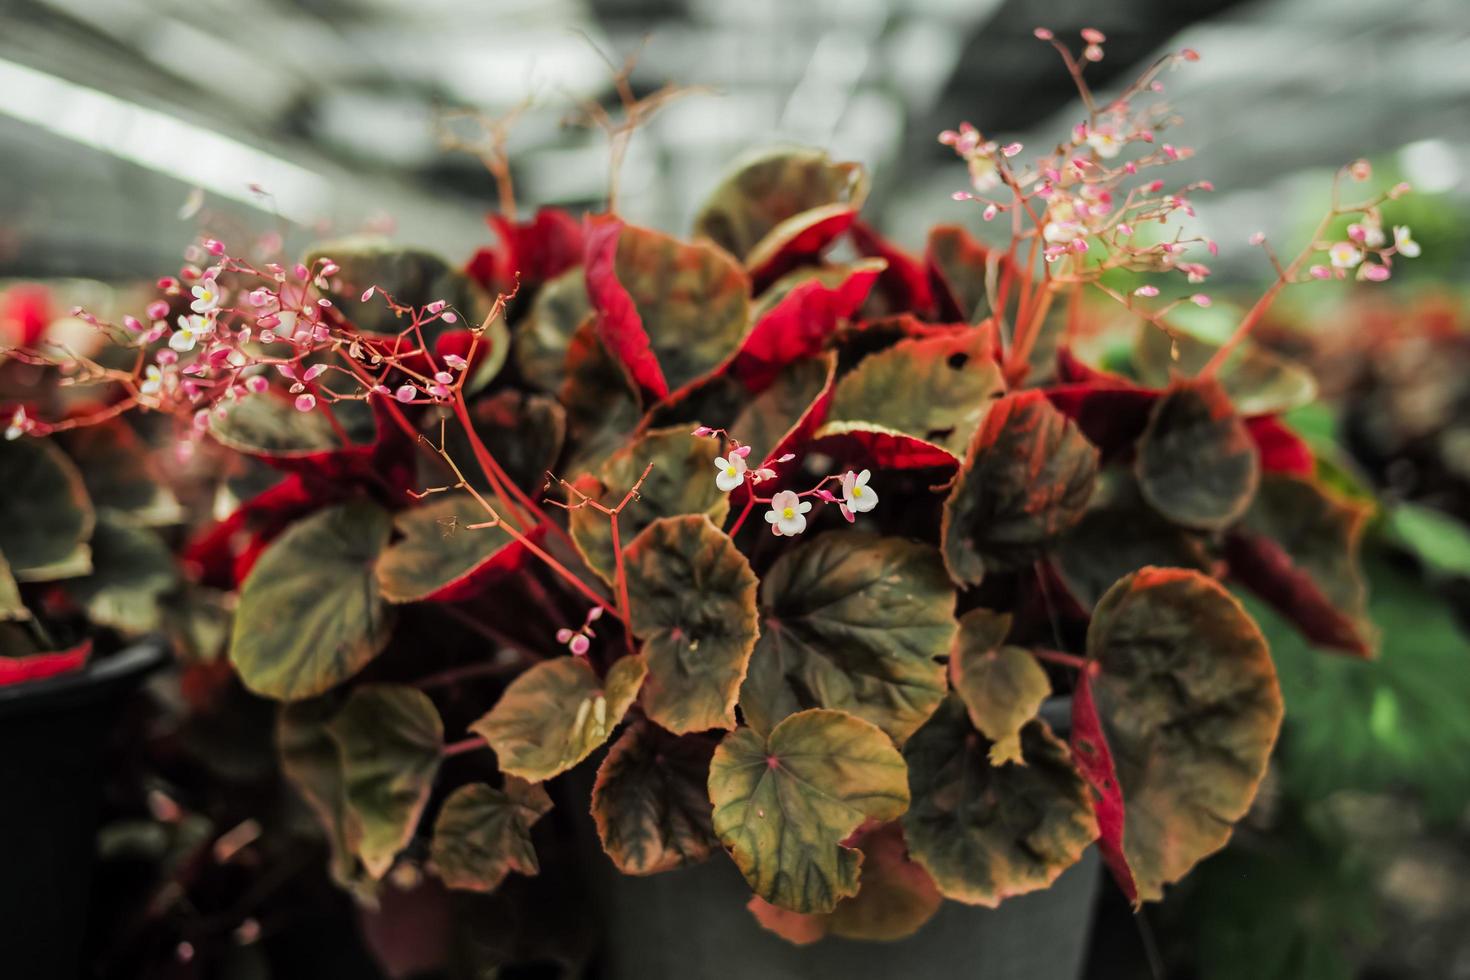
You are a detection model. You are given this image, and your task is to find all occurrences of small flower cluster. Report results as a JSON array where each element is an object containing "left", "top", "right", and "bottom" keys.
[
  {"left": 1308, "top": 166, "right": 1419, "bottom": 282},
  {"left": 694, "top": 427, "right": 879, "bottom": 536},
  {"left": 555, "top": 605, "right": 605, "bottom": 656}
]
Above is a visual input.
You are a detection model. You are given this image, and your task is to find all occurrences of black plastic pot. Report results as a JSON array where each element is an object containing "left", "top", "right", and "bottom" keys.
[
  {"left": 0, "top": 641, "right": 169, "bottom": 979},
  {"left": 580, "top": 698, "right": 1097, "bottom": 980}
]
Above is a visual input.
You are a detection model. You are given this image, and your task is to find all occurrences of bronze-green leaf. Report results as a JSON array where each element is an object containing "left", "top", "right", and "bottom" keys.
[
  {"left": 569, "top": 427, "right": 730, "bottom": 586},
  {"left": 940, "top": 391, "right": 1098, "bottom": 586},
  {"left": 1134, "top": 323, "right": 1317, "bottom": 415},
  {"left": 559, "top": 316, "right": 643, "bottom": 472},
  {"left": 728, "top": 356, "right": 831, "bottom": 458},
  {"left": 948, "top": 610, "right": 1050, "bottom": 766},
  {"left": 423, "top": 390, "right": 565, "bottom": 494},
  {"left": 829, "top": 328, "right": 1004, "bottom": 457},
  {"left": 516, "top": 265, "right": 591, "bottom": 392},
  {"left": 430, "top": 779, "right": 553, "bottom": 892},
  {"left": 741, "top": 532, "right": 954, "bottom": 744},
  {"left": 624, "top": 516, "right": 759, "bottom": 734},
  {"left": 277, "top": 699, "right": 372, "bottom": 896},
  {"left": 0, "top": 552, "right": 26, "bottom": 621},
  {"left": 67, "top": 515, "right": 178, "bottom": 634},
  {"left": 591, "top": 721, "right": 719, "bottom": 875},
  {"left": 210, "top": 392, "right": 375, "bottom": 456},
  {"left": 1137, "top": 376, "right": 1259, "bottom": 531},
  {"left": 377, "top": 493, "right": 520, "bottom": 604},
  {"left": 327, "top": 684, "right": 444, "bottom": 879},
  {"left": 902, "top": 696, "right": 1097, "bottom": 906},
  {"left": 0, "top": 435, "right": 93, "bottom": 580},
  {"left": 693, "top": 147, "right": 868, "bottom": 268},
  {"left": 708, "top": 708, "right": 910, "bottom": 913},
  {"left": 1087, "top": 567, "right": 1284, "bottom": 901},
  {"left": 229, "top": 501, "right": 395, "bottom": 701},
  {"left": 471, "top": 655, "right": 647, "bottom": 782}
]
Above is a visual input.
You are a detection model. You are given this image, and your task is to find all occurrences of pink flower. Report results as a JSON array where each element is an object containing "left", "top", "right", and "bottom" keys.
[
  {"left": 765, "top": 490, "right": 813, "bottom": 537},
  {"left": 294, "top": 394, "right": 316, "bottom": 412},
  {"left": 840, "top": 469, "right": 878, "bottom": 516}
]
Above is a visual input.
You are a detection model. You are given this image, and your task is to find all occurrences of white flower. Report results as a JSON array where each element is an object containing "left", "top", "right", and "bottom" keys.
[
  {"left": 840, "top": 469, "right": 878, "bottom": 516},
  {"left": 141, "top": 364, "right": 165, "bottom": 396},
  {"left": 170, "top": 314, "right": 214, "bottom": 352},
  {"left": 190, "top": 278, "right": 222, "bottom": 314},
  {"left": 713, "top": 453, "right": 747, "bottom": 493},
  {"left": 968, "top": 154, "right": 1001, "bottom": 193},
  {"left": 1043, "top": 219, "right": 1083, "bottom": 245},
  {"left": 1086, "top": 129, "right": 1122, "bottom": 159},
  {"left": 764, "top": 489, "right": 813, "bottom": 537},
  {"left": 1393, "top": 225, "right": 1421, "bottom": 258},
  {"left": 4, "top": 407, "right": 26, "bottom": 441},
  {"left": 1328, "top": 242, "right": 1362, "bottom": 269}
]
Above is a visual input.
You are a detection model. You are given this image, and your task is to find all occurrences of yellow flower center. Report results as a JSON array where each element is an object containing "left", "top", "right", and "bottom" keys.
[
  {"left": 726, "top": 466, "right": 737, "bottom": 477},
  {"left": 851, "top": 486, "right": 863, "bottom": 497},
  {"left": 782, "top": 507, "right": 795, "bottom": 519}
]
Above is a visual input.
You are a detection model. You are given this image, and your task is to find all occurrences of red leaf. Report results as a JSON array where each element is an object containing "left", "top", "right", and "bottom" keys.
[
  {"left": 468, "top": 208, "right": 584, "bottom": 293},
  {"left": 1070, "top": 670, "right": 1139, "bottom": 905},
  {"left": 729, "top": 358, "right": 838, "bottom": 511},
  {"left": 182, "top": 475, "right": 333, "bottom": 588},
  {"left": 1246, "top": 415, "right": 1314, "bottom": 476},
  {"left": 810, "top": 423, "right": 960, "bottom": 472},
  {"left": 1223, "top": 532, "right": 1372, "bottom": 657},
  {"left": 731, "top": 262, "right": 883, "bottom": 392},
  {"left": 1045, "top": 383, "right": 1159, "bottom": 460},
  {"left": 926, "top": 225, "right": 1021, "bottom": 324},
  {"left": 583, "top": 216, "right": 670, "bottom": 400},
  {"left": 849, "top": 220, "right": 935, "bottom": 318},
  {"left": 421, "top": 524, "right": 546, "bottom": 604},
  {"left": 0, "top": 638, "right": 91, "bottom": 687},
  {"left": 1, "top": 284, "right": 55, "bottom": 347},
  {"left": 1055, "top": 347, "right": 1135, "bottom": 386},
  {"left": 749, "top": 207, "right": 857, "bottom": 293}
]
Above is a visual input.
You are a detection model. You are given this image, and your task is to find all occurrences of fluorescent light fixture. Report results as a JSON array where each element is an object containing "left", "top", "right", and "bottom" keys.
[
  {"left": 1398, "top": 138, "right": 1463, "bottom": 194},
  {"left": 0, "top": 56, "right": 330, "bottom": 223}
]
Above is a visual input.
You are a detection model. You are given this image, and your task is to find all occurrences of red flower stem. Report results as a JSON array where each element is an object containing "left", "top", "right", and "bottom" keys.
[
  {"left": 1032, "top": 648, "right": 1093, "bottom": 672},
  {"left": 609, "top": 513, "right": 637, "bottom": 659},
  {"left": 447, "top": 393, "right": 532, "bottom": 532},
  {"left": 727, "top": 495, "right": 756, "bottom": 536},
  {"left": 441, "top": 737, "right": 488, "bottom": 758}
]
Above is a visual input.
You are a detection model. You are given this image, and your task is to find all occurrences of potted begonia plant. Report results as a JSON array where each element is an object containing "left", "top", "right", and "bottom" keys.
[{"left": 3, "top": 27, "right": 1417, "bottom": 979}]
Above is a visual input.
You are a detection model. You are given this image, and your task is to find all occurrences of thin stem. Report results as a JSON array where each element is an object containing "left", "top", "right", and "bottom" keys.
[
  {"left": 727, "top": 495, "right": 757, "bottom": 537},
  {"left": 442, "top": 737, "right": 489, "bottom": 758},
  {"left": 1033, "top": 648, "right": 1092, "bottom": 672},
  {"left": 609, "top": 513, "right": 636, "bottom": 659}
]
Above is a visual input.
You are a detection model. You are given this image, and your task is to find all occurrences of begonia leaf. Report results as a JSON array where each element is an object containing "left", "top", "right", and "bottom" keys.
[
  {"left": 67, "top": 515, "right": 177, "bottom": 634},
  {"left": 57, "top": 420, "right": 181, "bottom": 525},
  {"left": 0, "top": 553, "right": 26, "bottom": 621},
  {"left": 309, "top": 242, "right": 491, "bottom": 339},
  {"left": 430, "top": 779, "right": 552, "bottom": 893},
  {"left": 730, "top": 261, "right": 883, "bottom": 391},
  {"left": 277, "top": 699, "right": 371, "bottom": 893},
  {"left": 558, "top": 316, "right": 643, "bottom": 472},
  {"left": 948, "top": 610, "right": 1050, "bottom": 766},
  {"left": 827, "top": 327, "right": 1005, "bottom": 457},
  {"left": 422, "top": 390, "right": 565, "bottom": 495},
  {"left": 624, "top": 515, "right": 759, "bottom": 734},
  {"left": 1224, "top": 474, "right": 1375, "bottom": 656},
  {"left": 0, "top": 637, "right": 91, "bottom": 687},
  {"left": 471, "top": 655, "right": 647, "bottom": 782},
  {"left": 1086, "top": 567, "right": 1284, "bottom": 901},
  {"left": 693, "top": 147, "right": 868, "bottom": 286},
  {"left": 708, "top": 708, "right": 909, "bottom": 913},
  {"left": 1070, "top": 670, "right": 1138, "bottom": 904},
  {"left": 849, "top": 220, "right": 936, "bottom": 318},
  {"left": 728, "top": 356, "right": 831, "bottom": 459},
  {"left": 376, "top": 493, "right": 528, "bottom": 604},
  {"left": 569, "top": 427, "right": 729, "bottom": 586},
  {"left": 927, "top": 224, "right": 1018, "bottom": 324},
  {"left": 940, "top": 391, "right": 1098, "bottom": 586},
  {"left": 0, "top": 435, "right": 93, "bottom": 581},
  {"left": 1136, "top": 376, "right": 1259, "bottom": 531},
  {"left": 901, "top": 696, "right": 1097, "bottom": 906},
  {"left": 327, "top": 684, "right": 444, "bottom": 879},
  {"left": 585, "top": 218, "right": 752, "bottom": 398},
  {"left": 229, "top": 500, "right": 394, "bottom": 700},
  {"left": 1134, "top": 324, "right": 1317, "bottom": 416},
  {"left": 515, "top": 265, "right": 591, "bottom": 393},
  {"left": 591, "top": 721, "right": 719, "bottom": 875},
  {"left": 740, "top": 532, "right": 954, "bottom": 744}
]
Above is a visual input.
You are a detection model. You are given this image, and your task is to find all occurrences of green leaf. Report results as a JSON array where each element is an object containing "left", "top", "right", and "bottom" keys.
[
  {"left": 828, "top": 328, "right": 1005, "bottom": 457},
  {"left": 927, "top": 224, "right": 1002, "bottom": 323},
  {"left": 948, "top": 611, "right": 1050, "bottom": 766},
  {"left": 601, "top": 223, "right": 753, "bottom": 392},
  {"left": 1386, "top": 501, "right": 1470, "bottom": 580},
  {"left": 1088, "top": 567, "right": 1283, "bottom": 901},
  {"left": 693, "top": 147, "right": 868, "bottom": 267},
  {"left": 624, "top": 515, "right": 759, "bottom": 734},
  {"left": 940, "top": 391, "right": 1098, "bottom": 586},
  {"left": 67, "top": 515, "right": 178, "bottom": 634},
  {"left": 0, "top": 435, "right": 94, "bottom": 580},
  {"left": 471, "top": 655, "right": 647, "bottom": 782},
  {"left": 901, "top": 697, "right": 1097, "bottom": 906},
  {"left": 430, "top": 779, "right": 552, "bottom": 893},
  {"left": 229, "top": 501, "right": 395, "bottom": 701},
  {"left": 0, "top": 552, "right": 26, "bottom": 621},
  {"left": 1137, "top": 376, "right": 1259, "bottom": 530},
  {"left": 57, "top": 421, "right": 182, "bottom": 525},
  {"left": 423, "top": 390, "right": 565, "bottom": 495},
  {"left": 210, "top": 392, "right": 376, "bottom": 456},
  {"left": 708, "top": 708, "right": 910, "bottom": 913},
  {"left": 309, "top": 241, "right": 495, "bottom": 341},
  {"left": 728, "top": 356, "right": 830, "bottom": 458},
  {"left": 747, "top": 822, "right": 941, "bottom": 944},
  {"left": 376, "top": 493, "right": 519, "bottom": 604},
  {"left": 559, "top": 317, "right": 643, "bottom": 472},
  {"left": 741, "top": 532, "right": 955, "bottom": 744},
  {"left": 1134, "top": 323, "right": 1317, "bottom": 415},
  {"left": 1054, "top": 476, "right": 1213, "bottom": 609},
  {"left": 591, "top": 721, "right": 719, "bottom": 874},
  {"left": 327, "top": 684, "right": 444, "bottom": 879},
  {"left": 277, "top": 699, "right": 372, "bottom": 896},
  {"left": 569, "top": 427, "right": 730, "bottom": 586},
  {"left": 515, "top": 265, "right": 590, "bottom": 392}
]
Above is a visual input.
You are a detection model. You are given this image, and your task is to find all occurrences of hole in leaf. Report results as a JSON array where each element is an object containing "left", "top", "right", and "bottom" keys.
[{"left": 947, "top": 352, "right": 970, "bottom": 370}]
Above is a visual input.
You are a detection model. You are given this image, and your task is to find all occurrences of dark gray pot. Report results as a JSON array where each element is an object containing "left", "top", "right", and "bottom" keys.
[{"left": 578, "top": 697, "right": 1098, "bottom": 980}]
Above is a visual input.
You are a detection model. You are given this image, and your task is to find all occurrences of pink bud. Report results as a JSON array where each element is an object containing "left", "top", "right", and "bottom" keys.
[
  {"left": 147, "top": 300, "right": 170, "bottom": 320},
  {"left": 123, "top": 315, "right": 143, "bottom": 333},
  {"left": 426, "top": 300, "right": 447, "bottom": 314},
  {"left": 360, "top": 286, "right": 376, "bottom": 302},
  {"left": 777, "top": 453, "right": 796, "bottom": 463},
  {"left": 257, "top": 313, "right": 281, "bottom": 329},
  {"left": 293, "top": 263, "right": 309, "bottom": 281},
  {"left": 1117, "top": 223, "right": 1134, "bottom": 237},
  {"left": 1181, "top": 48, "right": 1200, "bottom": 62},
  {"left": 444, "top": 354, "right": 469, "bottom": 370},
  {"left": 1033, "top": 27, "right": 1054, "bottom": 40},
  {"left": 1249, "top": 232, "right": 1266, "bottom": 246},
  {"left": 246, "top": 376, "right": 269, "bottom": 394},
  {"left": 294, "top": 394, "right": 316, "bottom": 412},
  {"left": 1190, "top": 293, "right": 1212, "bottom": 308},
  {"left": 371, "top": 384, "right": 391, "bottom": 396},
  {"left": 302, "top": 364, "right": 327, "bottom": 381},
  {"left": 441, "top": 311, "right": 458, "bottom": 324},
  {"left": 1309, "top": 265, "right": 1331, "bottom": 280},
  {"left": 586, "top": 606, "right": 605, "bottom": 623},
  {"left": 816, "top": 489, "right": 837, "bottom": 502},
  {"left": 556, "top": 628, "right": 574, "bottom": 644},
  {"left": 203, "top": 238, "right": 225, "bottom": 256},
  {"left": 982, "top": 203, "right": 999, "bottom": 221},
  {"left": 1001, "top": 142, "right": 1022, "bottom": 158},
  {"left": 320, "top": 262, "right": 339, "bottom": 276},
  {"left": 691, "top": 426, "right": 714, "bottom": 437},
  {"left": 568, "top": 634, "right": 590, "bottom": 656},
  {"left": 394, "top": 385, "right": 416, "bottom": 402},
  {"left": 276, "top": 364, "right": 297, "bottom": 379},
  {"left": 157, "top": 277, "right": 179, "bottom": 291},
  {"left": 1147, "top": 180, "right": 1165, "bottom": 193},
  {"left": 1362, "top": 264, "right": 1391, "bottom": 282},
  {"left": 732, "top": 444, "right": 753, "bottom": 458},
  {"left": 1134, "top": 285, "right": 1159, "bottom": 297},
  {"left": 1081, "top": 27, "right": 1106, "bottom": 43},
  {"left": 1083, "top": 44, "right": 1103, "bottom": 62}
]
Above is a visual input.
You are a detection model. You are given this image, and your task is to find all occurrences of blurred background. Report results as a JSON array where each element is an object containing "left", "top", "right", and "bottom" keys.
[{"left": 2, "top": 1, "right": 1469, "bottom": 978}]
